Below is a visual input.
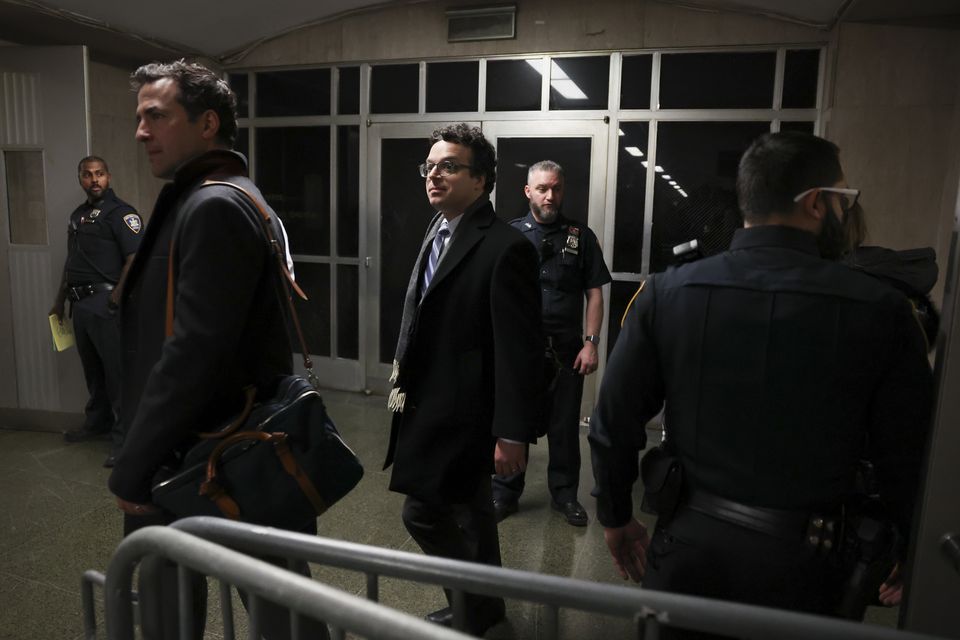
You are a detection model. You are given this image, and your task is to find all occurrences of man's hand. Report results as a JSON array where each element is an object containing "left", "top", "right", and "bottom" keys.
[
  {"left": 573, "top": 342, "right": 599, "bottom": 375},
  {"left": 878, "top": 563, "right": 904, "bottom": 606},
  {"left": 494, "top": 439, "right": 527, "bottom": 476},
  {"left": 116, "top": 497, "right": 161, "bottom": 516},
  {"left": 604, "top": 518, "right": 651, "bottom": 583}
]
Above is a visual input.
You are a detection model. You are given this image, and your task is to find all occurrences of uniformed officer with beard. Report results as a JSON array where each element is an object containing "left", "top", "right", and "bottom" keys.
[{"left": 589, "top": 132, "right": 932, "bottom": 635}]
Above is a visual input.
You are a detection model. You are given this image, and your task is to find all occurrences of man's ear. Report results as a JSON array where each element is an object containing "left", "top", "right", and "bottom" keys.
[
  {"left": 524, "top": 184, "right": 532, "bottom": 199},
  {"left": 797, "top": 189, "right": 826, "bottom": 223},
  {"left": 200, "top": 109, "right": 221, "bottom": 141}
]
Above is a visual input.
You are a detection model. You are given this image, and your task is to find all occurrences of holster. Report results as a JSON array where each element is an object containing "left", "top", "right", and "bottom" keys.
[{"left": 640, "top": 445, "right": 684, "bottom": 520}]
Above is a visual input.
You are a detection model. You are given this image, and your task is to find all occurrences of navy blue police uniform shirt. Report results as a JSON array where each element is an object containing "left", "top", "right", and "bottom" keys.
[
  {"left": 510, "top": 212, "right": 611, "bottom": 341},
  {"left": 590, "top": 225, "right": 933, "bottom": 535},
  {"left": 65, "top": 188, "right": 142, "bottom": 315}
]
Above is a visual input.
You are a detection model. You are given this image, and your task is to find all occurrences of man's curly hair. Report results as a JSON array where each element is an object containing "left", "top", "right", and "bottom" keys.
[{"left": 430, "top": 124, "right": 497, "bottom": 193}]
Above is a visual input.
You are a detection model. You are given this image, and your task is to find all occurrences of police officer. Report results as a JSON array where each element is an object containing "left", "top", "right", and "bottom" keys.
[
  {"left": 493, "top": 160, "right": 611, "bottom": 527},
  {"left": 50, "top": 156, "right": 141, "bottom": 467},
  {"left": 588, "top": 132, "right": 932, "bottom": 633}
]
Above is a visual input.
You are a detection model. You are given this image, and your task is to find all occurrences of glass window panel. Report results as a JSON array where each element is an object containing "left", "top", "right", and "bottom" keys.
[
  {"left": 371, "top": 64, "right": 419, "bottom": 114},
  {"left": 494, "top": 137, "right": 591, "bottom": 225},
  {"left": 236, "top": 128, "right": 249, "bottom": 160},
  {"left": 256, "top": 69, "right": 331, "bottom": 117},
  {"left": 338, "top": 66, "right": 360, "bottom": 115},
  {"left": 337, "top": 265, "right": 359, "bottom": 360},
  {"left": 337, "top": 126, "right": 360, "bottom": 257},
  {"left": 613, "top": 121, "right": 649, "bottom": 272},
  {"left": 379, "top": 137, "right": 435, "bottom": 364},
  {"left": 607, "top": 280, "right": 645, "bottom": 357},
  {"left": 650, "top": 121, "right": 770, "bottom": 273},
  {"left": 782, "top": 49, "right": 820, "bottom": 109},
  {"left": 293, "top": 262, "right": 330, "bottom": 357},
  {"left": 256, "top": 127, "right": 331, "bottom": 256},
  {"left": 549, "top": 56, "right": 609, "bottom": 110},
  {"left": 486, "top": 59, "right": 542, "bottom": 111},
  {"left": 4, "top": 150, "right": 46, "bottom": 245},
  {"left": 426, "top": 61, "right": 479, "bottom": 112},
  {"left": 659, "top": 52, "right": 776, "bottom": 109},
  {"left": 620, "top": 55, "right": 652, "bottom": 109},
  {"left": 780, "top": 121, "right": 816, "bottom": 134},
  {"left": 228, "top": 73, "right": 249, "bottom": 118}
]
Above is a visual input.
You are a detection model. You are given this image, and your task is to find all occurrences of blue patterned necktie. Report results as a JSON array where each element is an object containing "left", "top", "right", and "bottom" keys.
[{"left": 422, "top": 220, "right": 450, "bottom": 293}]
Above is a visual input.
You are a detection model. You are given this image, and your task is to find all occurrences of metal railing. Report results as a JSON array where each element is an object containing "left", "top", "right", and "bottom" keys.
[{"left": 82, "top": 516, "right": 954, "bottom": 639}]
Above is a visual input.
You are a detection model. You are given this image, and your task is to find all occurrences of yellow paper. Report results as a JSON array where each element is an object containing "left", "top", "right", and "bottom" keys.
[{"left": 49, "top": 314, "right": 75, "bottom": 352}]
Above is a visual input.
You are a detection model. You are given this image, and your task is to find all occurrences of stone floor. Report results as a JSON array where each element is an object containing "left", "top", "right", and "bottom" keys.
[{"left": 0, "top": 389, "right": 899, "bottom": 639}]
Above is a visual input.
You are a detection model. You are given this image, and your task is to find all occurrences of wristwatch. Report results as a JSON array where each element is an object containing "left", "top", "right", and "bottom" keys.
[{"left": 584, "top": 335, "right": 600, "bottom": 345}]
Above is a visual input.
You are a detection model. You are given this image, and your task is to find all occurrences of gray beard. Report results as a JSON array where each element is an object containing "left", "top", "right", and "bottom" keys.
[{"left": 532, "top": 204, "right": 559, "bottom": 224}]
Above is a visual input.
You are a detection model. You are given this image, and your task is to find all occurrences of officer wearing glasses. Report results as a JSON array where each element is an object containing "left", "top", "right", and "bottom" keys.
[{"left": 589, "top": 131, "right": 932, "bottom": 632}]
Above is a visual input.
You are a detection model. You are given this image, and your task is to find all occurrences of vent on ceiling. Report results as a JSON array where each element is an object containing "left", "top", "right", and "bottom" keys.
[{"left": 447, "top": 5, "right": 516, "bottom": 42}]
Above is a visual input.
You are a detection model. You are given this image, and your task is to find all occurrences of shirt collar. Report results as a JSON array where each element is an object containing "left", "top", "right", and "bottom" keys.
[{"left": 730, "top": 224, "right": 820, "bottom": 256}]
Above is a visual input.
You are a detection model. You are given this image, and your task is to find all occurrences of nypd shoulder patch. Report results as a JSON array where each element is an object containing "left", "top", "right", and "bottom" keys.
[{"left": 123, "top": 213, "right": 142, "bottom": 234}]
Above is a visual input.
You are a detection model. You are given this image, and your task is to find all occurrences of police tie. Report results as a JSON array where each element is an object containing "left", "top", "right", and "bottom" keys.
[{"left": 421, "top": 220, "right": 450, "bottom": 294}]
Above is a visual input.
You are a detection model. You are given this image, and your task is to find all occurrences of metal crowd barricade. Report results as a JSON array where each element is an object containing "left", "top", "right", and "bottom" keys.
[
  {"left": 83, "top": 525, "right": 471, "bottom": 640},
  {"left": 164, "top": 516, "right": 944, "bottom": 640}
]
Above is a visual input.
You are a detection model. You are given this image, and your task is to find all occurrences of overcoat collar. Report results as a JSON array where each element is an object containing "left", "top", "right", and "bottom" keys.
[{"left": 421, "top": 195, "right": 494, "bottom": 300}]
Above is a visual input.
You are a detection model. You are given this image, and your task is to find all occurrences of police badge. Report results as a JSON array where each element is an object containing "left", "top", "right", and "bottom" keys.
[
  {"left": 564, "top": 226, "right": 581, "bottom": 255},
  {"left": 123, "top": 213, "right": 142, "bottom": 233},
  {"left": 89, "top": 209, "right": 101, "bottom": 219}
]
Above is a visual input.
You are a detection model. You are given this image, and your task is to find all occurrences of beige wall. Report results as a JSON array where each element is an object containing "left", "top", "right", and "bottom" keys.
[
  {"left": 233, "top": 0, "right": 823, "bottom": 67},
  {"left": 825, "top": 23, "right": 960, "bottom": 306},
  {"left": 88, "top": 61, "right": 163, "bottom": 219}
]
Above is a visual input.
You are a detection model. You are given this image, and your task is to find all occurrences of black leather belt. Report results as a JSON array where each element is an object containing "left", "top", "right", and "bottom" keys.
[
  {"left": 67, "top": 282, "right": 114, "bottom": 302},
  {"left": 686, "top": 489, "right": 840, "bottom": 550}
]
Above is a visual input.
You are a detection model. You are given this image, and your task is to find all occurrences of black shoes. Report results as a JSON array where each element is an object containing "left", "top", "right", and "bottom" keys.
[
  {"left": 63, "top": 426, "right": 110, "bottom": 443},
  {"left": 551, "top": 499, "right": 588, "bottom": 527},
  {"left": 103, "top": 453, "right": 117, "bottom": 468},
  {"left": 425, "top": 600, "right": 506, "bottom": 636},
  {"left": 492, "top": 498, "right": 518, "bottom": 523}
]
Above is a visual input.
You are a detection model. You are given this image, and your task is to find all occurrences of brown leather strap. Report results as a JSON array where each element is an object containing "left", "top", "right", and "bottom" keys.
[
  {"left": 272, "top": 435, "right": 329, "bottom": 516},
  {"left": 196, "top": 385, "right": 257, "bottom": 440},
  {"left": 201, "top": 429, "right": 329, "bottom": 519}
]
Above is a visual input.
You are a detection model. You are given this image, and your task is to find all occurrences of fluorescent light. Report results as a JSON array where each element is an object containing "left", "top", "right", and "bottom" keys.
[
  {"left": 549, "top": 61, "right": 588, "bottom": 100},
  {"left": 669, "top": 181, "right": 677, "bottom": 186},
  {"left": 625, "top": 146, "right": 643, "bottom": 157},
  {"left": 641, "top": 161, "right": 649, "bottom": 168},
  {"left": 661, "top": 175, "right": 671, "bottom": 180},
  {"left": 655, "top": 165, "right": 664, "bottom": 173},
  {"left": 618, "top": 129, "right": 625, "bottom": 136}
]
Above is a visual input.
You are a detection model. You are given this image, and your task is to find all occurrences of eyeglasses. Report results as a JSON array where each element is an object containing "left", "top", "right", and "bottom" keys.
[
  {"left": 418, "top": 160, "right": 473, "bottom": 178},
  {"left": 793, "top": 187, "right": 860, "bottom": 213}
]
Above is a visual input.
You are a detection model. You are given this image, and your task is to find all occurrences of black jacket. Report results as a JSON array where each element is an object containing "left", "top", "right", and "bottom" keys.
[
  {"left": 590, "top": 225, "right": 933, "bottom": 535},
  {"left": 109, "top": 150, "right": 291, "bottom": 503}
]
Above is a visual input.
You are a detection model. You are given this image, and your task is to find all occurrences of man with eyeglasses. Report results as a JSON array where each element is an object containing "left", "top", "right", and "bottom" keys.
[
  {"left": 385, "top": 123, "right": 543, "bottom": 635},
  {"left": 589, "top": 131, "right": 932, "bottom": 631}
]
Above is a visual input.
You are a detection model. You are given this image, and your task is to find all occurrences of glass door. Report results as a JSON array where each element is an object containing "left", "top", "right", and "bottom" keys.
[{"left": 480, "top": 119, "right": 611, "bottom": 411}]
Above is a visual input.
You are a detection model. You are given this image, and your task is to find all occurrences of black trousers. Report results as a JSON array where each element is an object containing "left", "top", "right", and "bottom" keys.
[
  {"left": 125, "top": 511, "right": 329, "bottom": 640},
  {"left": 493, "top": 342, "right": 584, "bottom": 504},
  {"left": 402, "top": 480, "right": 504, "bottom": 617},
  {"left": 72, "top": 297, "right": 124, "bottom": 450},
  {"left": 642, "top": 508, "right": 843, "bottom": 639}
]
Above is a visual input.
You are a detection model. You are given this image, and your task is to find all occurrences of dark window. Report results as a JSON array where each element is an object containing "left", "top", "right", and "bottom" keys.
[
  {"left": 780, "top": 121, "right": 816, "bottom": 134},
  {"left": 256, "top": 127, "right": 331, "bottom": 256},
  {"left": 228, "top": 73, "right": 249, "bottom": 117},
  {"left": 613, "top": 121, "right": 649, "bottom": 272},
  {"left": 649, "top": 121, "right": 770, "bottom": 272},
  {"left": 256, "top": 69, "right": 331, "bottom": 117},
  {"left": 336, "top": 265, "right": 359, "bottom": 359},
  {"left": 235, "top": 128, "right": 249, "bottom": 160},
  {"left": 607, "top": 280, "right": 645, "bottom": 356},
  {"left": 659, "top": 52, "right": 776, "bottom": 109},
  {"left": 486, "top": 59, "right": 542, "bottom": 111},
  {"left": 379, "top": 137, "right": 435, "bottom": 364},
  {"left": 293, "top": 262, "right": 330, "bottom": 357},
  {"left": 426, "top": 61, "right": 479, "bottom": 112},
  {"left": 371, "top": 64, "right": 419, "bottom": 114},
  {"left": 337, "top": 126, "right": 360, "bottom": 257},
  {"left": 338, "top": 66, "right": 360, "bottom": 115},
  {"left": 620, "top": 55, "right": 652, "bottom": 109},
  {"left": 782, "top": 49, "right": 820, "bottom": 109},
  {"left": 549, "top": 56, "right": 609, "bottom": 110}
]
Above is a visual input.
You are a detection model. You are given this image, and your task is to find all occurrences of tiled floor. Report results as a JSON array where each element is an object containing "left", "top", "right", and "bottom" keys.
[{"left": 0, "top": 389, "right": 898, "bottom": 639}]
